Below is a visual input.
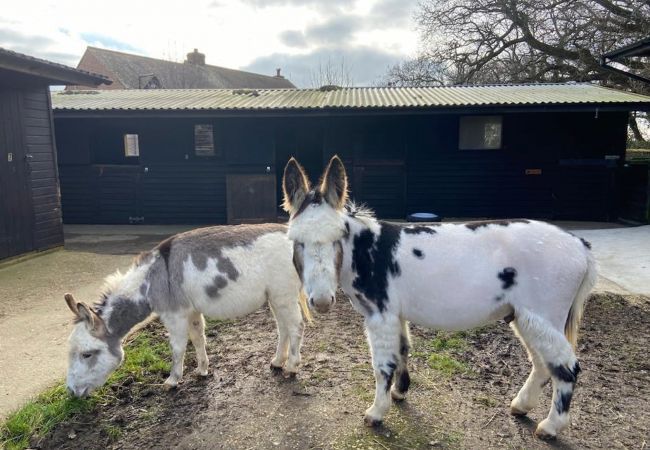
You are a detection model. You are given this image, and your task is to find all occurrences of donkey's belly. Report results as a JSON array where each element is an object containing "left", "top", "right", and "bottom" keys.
[
  {"left": 402, "top": 298, "right": 511, "bottom": 331},
  {"left": 394, "top": 277, "right": 512, "bottom": 331}
]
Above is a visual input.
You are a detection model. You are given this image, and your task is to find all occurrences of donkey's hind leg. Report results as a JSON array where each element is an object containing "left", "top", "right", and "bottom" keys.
[
  {"left": 268, "top": 291, "right": 304, "bottom": 375},
  {"left": 513, "top": 310, "right": 580, "bottom": 439},
  {"left": 391, "top": 319, "right": 411, "bottom": 401},
  {"left": 509, "top": 321, "right": 550, "bottom": 415},
  {"left": 188, "top": 311, "right": 209, "bottom": 377}
]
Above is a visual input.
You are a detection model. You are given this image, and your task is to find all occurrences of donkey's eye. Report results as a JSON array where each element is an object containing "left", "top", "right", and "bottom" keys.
[{"left": 81, "top": 352, "right": 94, "bottom": 359}]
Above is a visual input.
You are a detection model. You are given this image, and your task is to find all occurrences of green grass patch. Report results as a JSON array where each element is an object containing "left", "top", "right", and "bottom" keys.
[
  {"left": 0, "top": 323, "right": 171, "bottom": 450},
  {"left": 410, "top": 331, "right": 475, "bottom": 378},
  {"left": 428, "top": 333, "right": 467, "bottom": 352},
  {"left": 427, "top": 354, "right": 469, "bottom": 377},
  {"left": 0, "top": 386, "right": 95, "bottom": 450},
  {"left": 102, "top": 423, "right": 123, "bottom": 442}
]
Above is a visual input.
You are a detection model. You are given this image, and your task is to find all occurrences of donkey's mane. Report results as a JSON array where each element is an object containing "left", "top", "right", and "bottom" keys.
[
  {"left": 345, "top": 201, "right": 377, "bottom": 228},
  {"left": 93, "top": 250, "right": 154, "bottom": 314},
  {"left": 345, "top": 201, "right": 375, "bottom": 219}
]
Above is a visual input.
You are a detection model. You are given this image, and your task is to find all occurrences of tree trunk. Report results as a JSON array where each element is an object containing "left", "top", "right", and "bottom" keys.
[{"left": 629, "top": 114, "right": 646, "bottom": 143}]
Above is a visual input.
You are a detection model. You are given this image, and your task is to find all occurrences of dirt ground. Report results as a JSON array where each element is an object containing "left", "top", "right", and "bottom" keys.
[{"left": 38, "top": 291, "right": 649, "bottom": 450}]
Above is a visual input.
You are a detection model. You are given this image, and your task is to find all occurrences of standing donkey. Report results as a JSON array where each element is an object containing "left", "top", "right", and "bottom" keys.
[
  {"left": 282, "top": 155, "right": 596, "bottom": 439},
  {"left": 65, "top": 224, "right": 307, "bottom": 397}
]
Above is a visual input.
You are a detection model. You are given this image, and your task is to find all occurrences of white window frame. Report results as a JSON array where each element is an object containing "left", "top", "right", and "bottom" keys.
[
  {"left": 459, "top": 116, "right": 503, "bottom": 150},
  {"left": 124, "top": 134, "right": 140, "bottom": 157},
  {"left": 194, "top": 124, "right": 215, "bottom": 157}
]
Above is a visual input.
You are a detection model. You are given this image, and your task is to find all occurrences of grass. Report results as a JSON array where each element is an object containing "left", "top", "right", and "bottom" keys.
[
  {"left": 426, "top": 354, "right": 469, "bottom": 376},
  {"left": 412, "top": 331, "right": 474, "bottom": 378},
  {"left": 0, "top": 323, "right": 171, "bottom": 450}
]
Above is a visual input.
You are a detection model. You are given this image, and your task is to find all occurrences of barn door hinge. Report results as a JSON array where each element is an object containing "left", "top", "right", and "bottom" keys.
[{"left": 128, "top": 216, "right": 145, "bottom": 224}]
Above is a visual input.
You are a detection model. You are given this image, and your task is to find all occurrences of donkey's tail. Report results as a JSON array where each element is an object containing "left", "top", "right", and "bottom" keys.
[
  {"left": 299, "top": 290, "right": 313, "bottom": 323},
  {"left": 565, "top": 248, "right": 597, "bottom": 348}
]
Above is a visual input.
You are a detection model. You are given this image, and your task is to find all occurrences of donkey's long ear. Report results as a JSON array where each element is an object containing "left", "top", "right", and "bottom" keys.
[
  {"left": 64, "top": 293, "right": 79, "bottom": 316},
  {"left": 76, "top": 302, "right": 106, "bottom": 336},
  {"left": 282, "top": 157, "right": 311, "bottom": 215},
  {"left": 319, "top": 155, "right": 348, "bottom": 210}
]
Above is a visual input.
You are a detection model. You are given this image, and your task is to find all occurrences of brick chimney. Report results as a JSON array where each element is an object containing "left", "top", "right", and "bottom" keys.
[
  {"left": 186, "top": 49, "right": 205, "bottom": 66},
  {"left": 275, "top": 68, "right": 284, "bottom": 78}
]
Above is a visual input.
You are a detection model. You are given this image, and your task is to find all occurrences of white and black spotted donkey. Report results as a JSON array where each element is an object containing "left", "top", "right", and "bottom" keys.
[{"left": 282, "top": 155, "right": 596, "bottom": 439}]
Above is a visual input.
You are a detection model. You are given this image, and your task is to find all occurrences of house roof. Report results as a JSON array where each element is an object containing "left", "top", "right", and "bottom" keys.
[
  {"left": 602, "top": 37, "right": 650, "bottom": 60},
  {"left": 78, "top": 47, "right": 295, "bottom": 89},
  {"left": 52, "top": 83, "right": 650, "bottom": 114},
  {"left": 600, "top": 37, "right": 650, "bottom": 84},
  {"left": 0, "top": 47, "right": 111, "bottom": 86}
]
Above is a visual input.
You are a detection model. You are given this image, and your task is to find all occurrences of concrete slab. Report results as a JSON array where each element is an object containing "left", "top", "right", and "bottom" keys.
[{"left": 572, "top": 225, "right": 650, "bottom": 295}]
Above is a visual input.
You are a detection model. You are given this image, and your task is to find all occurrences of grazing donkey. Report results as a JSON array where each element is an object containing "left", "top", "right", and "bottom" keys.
[
  {"left": 65, "top": 224, "right": 306, "bottom": 397},
  {"left": 282, "top": 155, "right": 596, "bottom": 439}
]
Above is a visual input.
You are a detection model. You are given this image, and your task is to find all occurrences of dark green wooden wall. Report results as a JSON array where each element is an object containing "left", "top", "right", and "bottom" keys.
[{"left": 54, "top": 110, "right": 628, "bottom": 224}]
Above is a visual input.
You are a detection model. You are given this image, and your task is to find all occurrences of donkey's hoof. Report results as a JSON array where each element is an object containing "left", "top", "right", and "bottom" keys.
[
  {"left": 270, "top": 364, "right": 283, "bottom": 374},
  {"left": 193, "top": 368, "right": 209, "bottom": 378},
  {"left": 510, "top": 406, "right": 528, "bottom": 416},
  {"left": 363, "top": 415, "right": 382, "bottom": 428},
  {"left": 282, "top": 370, "right": 298, "bottom": 379},
  {"left": 391, "top": 389, "right": 407, "bottom": 402},
  {"left": 534, "top": 420, "right": 557, "bottom": 440},
  {"left": 163, "top": 381, "right": 178, "bottom": 391}
]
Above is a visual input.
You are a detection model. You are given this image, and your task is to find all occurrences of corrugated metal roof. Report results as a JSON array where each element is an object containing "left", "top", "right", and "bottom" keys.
[{"left": 52, "top": 83, "right": 650, "bottom": 112}]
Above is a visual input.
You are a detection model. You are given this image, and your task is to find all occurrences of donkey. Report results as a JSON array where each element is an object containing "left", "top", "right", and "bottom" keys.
[
  {"left": 282, "top": 155, "right": 597, "bottom": 439},
  {"left": 64, "top": 224, "right": 307, "bottom": 397}
]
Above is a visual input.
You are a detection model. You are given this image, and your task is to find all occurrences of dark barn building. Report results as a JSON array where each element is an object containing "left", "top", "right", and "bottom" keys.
[
  {"left": 51, "top": 84, "right": 650, "bottom": 225},
  {"left": 0, "top": 48, "right": 109, "bottom": 260}
]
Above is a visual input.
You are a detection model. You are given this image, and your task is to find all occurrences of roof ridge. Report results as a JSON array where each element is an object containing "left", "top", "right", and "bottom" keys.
[{"left": 86, "top": 46, "right": 292, "bottom": 84}]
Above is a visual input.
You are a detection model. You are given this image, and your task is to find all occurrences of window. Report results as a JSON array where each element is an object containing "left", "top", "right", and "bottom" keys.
[
  {"left": 459, "top": 116, "right": 502, "bottom": 150},
  {"left": 194, "top": 124, "right": 215, "bottom": 156},
  {"left": 124, "top": 134, "right": 139, "bottom": 157}
]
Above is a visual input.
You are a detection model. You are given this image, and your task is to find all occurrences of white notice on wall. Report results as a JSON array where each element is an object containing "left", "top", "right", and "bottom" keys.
[{"left": 124, "top": 134, "right": 139, "bottom": 157}]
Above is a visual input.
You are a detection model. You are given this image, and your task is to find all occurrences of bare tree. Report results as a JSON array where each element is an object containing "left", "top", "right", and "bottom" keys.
[
  {"left": 384, "top": 0, "right": 650, "bottom": 140},
  {"left": 308, "top": 56, "right": 354, "bottom": 88}
]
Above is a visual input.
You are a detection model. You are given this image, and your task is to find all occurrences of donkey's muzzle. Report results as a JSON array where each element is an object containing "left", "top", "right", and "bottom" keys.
[{"left": 309, "top": 295, "right": 335, "bottom": 314}]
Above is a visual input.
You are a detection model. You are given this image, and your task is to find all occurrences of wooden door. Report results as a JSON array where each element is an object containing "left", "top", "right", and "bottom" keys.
[
  {"left": 0, "top": 90, "right": 35, "bottom": 259},
  {"left": 93, "top": 165, "right": 142, "bottom": 224},
  {"left": 226, "top": 174, "right": 276, "bottom": 224}
]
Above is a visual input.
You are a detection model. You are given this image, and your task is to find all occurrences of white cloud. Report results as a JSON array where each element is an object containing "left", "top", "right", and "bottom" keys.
[{"left": 0, "top": 0, "right": 418, "bottom": 85}]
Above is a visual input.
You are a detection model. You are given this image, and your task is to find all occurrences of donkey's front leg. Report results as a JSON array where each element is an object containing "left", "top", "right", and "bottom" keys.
[
  {"left": 363, "top": 313, "right": 401, "bottom": 427},
  {"left": 161, "top": 313, "right": 189, "bottom": 389}
]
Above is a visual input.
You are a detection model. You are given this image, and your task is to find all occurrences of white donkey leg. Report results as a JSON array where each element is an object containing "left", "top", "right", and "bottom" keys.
[
  {"left": 161, "top": 312, "right": 189, "bottom": 389},
  {"left": 513, "top": 310, "right": 580, "bottom": 439},
  {"left": 268, "top": 293, "right": 304, "bottom": 374},
  {"left": 391, "top": 319, "right": 411, "bottom": 401},
  {"left": 364, "top": 313, "right": 401, "bottom": 426},
  {"left": 188, "top": 312, "right": 209, "bottom": 377},
  {"left": 510, "top": 321, "right": 550, "bottom": 415}
]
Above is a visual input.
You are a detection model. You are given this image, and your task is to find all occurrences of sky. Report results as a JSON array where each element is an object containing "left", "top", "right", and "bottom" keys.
[{"left": 0, "top": 0, "right": 420, "bottom": 87}]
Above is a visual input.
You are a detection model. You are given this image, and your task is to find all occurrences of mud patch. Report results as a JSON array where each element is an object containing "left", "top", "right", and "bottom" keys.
[{"left": 40, "top": 293, "right": 650, "bottom": 449}]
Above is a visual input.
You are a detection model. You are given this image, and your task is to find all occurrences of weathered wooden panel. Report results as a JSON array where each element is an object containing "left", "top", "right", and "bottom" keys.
[
  {"left": 142, "top": 164, "right": 227, "bottom": 224},
  {"left": 59, "top": 165, "right": 95, "bottom": 223},
  {"left": 226, "top": 174, "right": 276, "bottom": 224},
  {"left": 0, "top": 89, "right": 35, "bottom": 258}
]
